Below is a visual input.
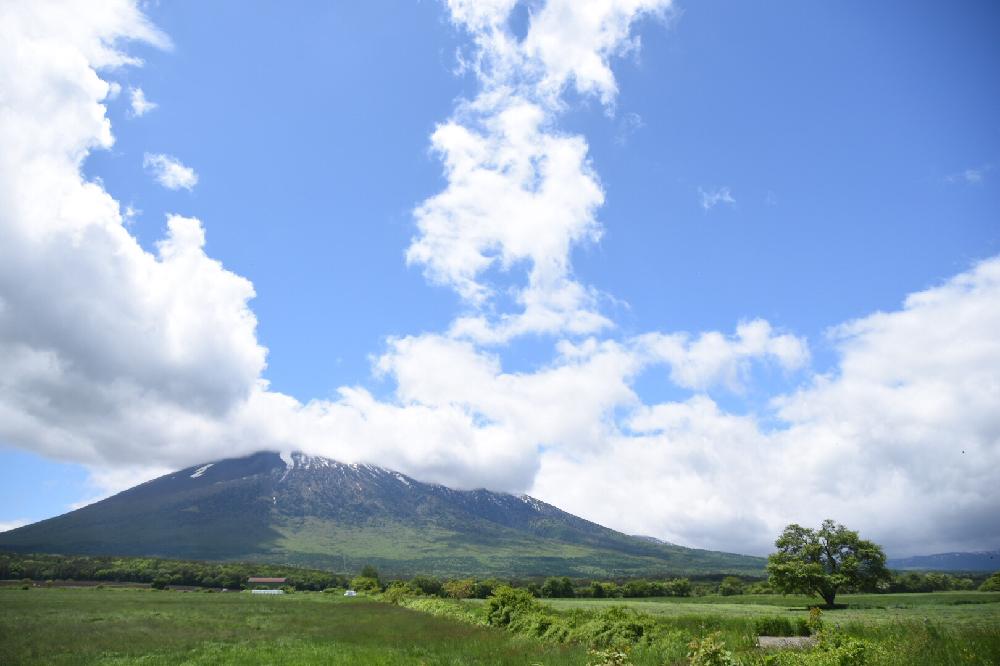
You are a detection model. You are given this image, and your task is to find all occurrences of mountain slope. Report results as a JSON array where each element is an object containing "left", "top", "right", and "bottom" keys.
[
  {"left": 888, "top": 550, "right": 1000, "bottom": 572},
  {"left": 0, "top": 452, "right": 763, "bottom": 577}
]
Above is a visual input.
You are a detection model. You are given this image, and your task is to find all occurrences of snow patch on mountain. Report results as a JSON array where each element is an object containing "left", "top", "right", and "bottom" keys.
[{"left": 190, "top": 464, "right": 213, "bottom": 479}]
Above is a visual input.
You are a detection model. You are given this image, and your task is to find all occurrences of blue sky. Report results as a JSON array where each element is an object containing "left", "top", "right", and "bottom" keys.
[{"left": 1, "top": 0, "right": 998, "bottom": 555}]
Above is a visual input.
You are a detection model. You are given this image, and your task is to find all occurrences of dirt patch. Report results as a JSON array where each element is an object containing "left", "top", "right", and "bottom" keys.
[{"left": 757, "top": 635, "right": 818, "bottom": 650}]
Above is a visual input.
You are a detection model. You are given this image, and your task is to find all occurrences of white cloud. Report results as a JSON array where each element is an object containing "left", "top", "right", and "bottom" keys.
[
  {"left": 944, "top": 164, "right": 991, "bottom": 185},
  {"left": 128, "top": 86, "right": 156, "bottom": 116},
  {"left": 637, "top": 319, "right": 809, "bottom": 392},
  {"left": 699, "top": 185, "right": 735, "bottom": 210},
  {"left": 532, "top": 258, "right": 1000, "bottom": 555},
  {"left": 524, "top": 0, "right": 671, "bottom": 107},
  {"left": 3, "top": 0, "right": 999, "bottom": 561},
  {"left": 144, "top": 153, "right": 198, "bottom": 190},
  {"left": 406, "top": 0, "right": 671, "bottom": 343},
  {"left": 0, "top": 519, "right": 27, "bottom": 533}
]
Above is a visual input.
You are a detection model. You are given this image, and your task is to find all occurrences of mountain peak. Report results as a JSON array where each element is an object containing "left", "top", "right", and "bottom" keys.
[{"left": 0, "top": 451, "right": 763, "bottom": 577}]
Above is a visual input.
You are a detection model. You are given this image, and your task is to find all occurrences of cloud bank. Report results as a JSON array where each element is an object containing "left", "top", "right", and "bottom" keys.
[{"left": 1, "top": 0, "right": 997, "bottom": 556}]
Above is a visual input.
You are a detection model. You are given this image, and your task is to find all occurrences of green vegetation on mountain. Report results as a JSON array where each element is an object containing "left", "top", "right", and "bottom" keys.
[{"left": 0, "top": 452, "right": 763, "bottom": 577}]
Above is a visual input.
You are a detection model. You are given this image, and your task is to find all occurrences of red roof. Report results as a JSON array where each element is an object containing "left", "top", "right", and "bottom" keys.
[{"left": 247, "top": 577, "right": 286, "bottom": 583}]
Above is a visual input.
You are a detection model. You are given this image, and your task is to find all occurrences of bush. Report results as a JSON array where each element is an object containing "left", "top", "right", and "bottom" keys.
[
  {"left": 484, "top": 586, "right": 540, "bottom": 628},
  {"left": 574, "top": 606, "right": 656, "bottom": 649},
  {"left": 150, "top": 576, "right": 168, "bottom": 590},
  {"left": 665, "top": 577, "right": 692, "bottom": 597},
  {"left": 806, "top": 607, "right": 824, "bottom": 634},
  {"left": 587, "top": 646, "right": 632, "bottom": 666},
  {"left": 687, "top": 632, "right": 739, "bottom": 666},
  {"left": 443, "top": 578, "right": 474, "bottom": 599},
  {"left": 350, "top": 575, "right": 381, "bottom": 594},
  {"left": 718, "top": 576, "right": 744, "bottom": 596},
  {"left": 382, "top": 581, "right": 413, "bottom": 605}
]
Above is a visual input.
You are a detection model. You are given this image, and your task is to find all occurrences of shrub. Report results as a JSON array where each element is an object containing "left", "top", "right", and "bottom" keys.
[
  {"left": 443, "top": 578, "right": 474, "bottom": 599},
  {"left": 484, "top": 586, "right": 540, "bottom": 628},
  {"left": 587, "top": 646, "right": 632, "bottom": 666},
  {"left": 382, "top": 581, "right": 413, "bottom": 605},
  {"left": 806, "top": 607, "right": 824, "bottom": 634},
  {"left": 687, "top": 632, "right": 739, "bottom": 666},
  {"left": 150, "top": 576, "right": 168, "bottom": 590},
  {"left": 574, "top": 606, "right": 656, "bottom": 649},
  {"left": 718, "top": 576, "right": 744, "bottom": 596},
  {"left": 665, "top": 577, "right": 692, "bottom": 597},
  {"left": 350, "top": 575, "right": 381, "bottom": 594}
]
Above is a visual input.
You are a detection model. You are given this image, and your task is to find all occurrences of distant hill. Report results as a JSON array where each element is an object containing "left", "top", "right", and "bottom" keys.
[
  {"left": 0, "top": 452, "right": 763, "bottom": 577},
  {"left": 888, "top": 550, "right": 1000, "bottom": 572}
]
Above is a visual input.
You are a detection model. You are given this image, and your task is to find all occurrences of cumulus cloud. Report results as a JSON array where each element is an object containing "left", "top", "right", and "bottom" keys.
[
  {"left": 532, "top": 258, "right": 1000, "bottom": 555},
  {"left": 128, "top": 86, "right": 156, "bottom": 116},
  {"left": 408, "top": 0, "right": 672, "bottom": 343},
  {"left": 2, "top": 0, "right": 999, "bottom": 559},
  {"left": 699, "top": 185, "right": 735, "bottom": 210},
  {"left": 637, "top": 320, "right": 809, "bottom": 392},
  {"left": 144, "top": 153, "right": 198, "bottom": 190}
]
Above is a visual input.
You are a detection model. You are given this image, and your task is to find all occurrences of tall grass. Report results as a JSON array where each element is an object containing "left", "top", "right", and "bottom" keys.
[{"left": 0, "top": 587, "right": 586, "bottom": 665}]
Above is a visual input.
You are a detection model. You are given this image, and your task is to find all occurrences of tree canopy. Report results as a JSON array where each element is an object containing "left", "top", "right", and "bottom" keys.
[{"left": 766, "top": 519, "right": 890, "bottom": 606}]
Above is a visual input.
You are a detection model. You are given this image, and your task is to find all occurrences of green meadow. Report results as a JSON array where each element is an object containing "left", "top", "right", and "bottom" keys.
[
  {"left": 541, "top": 591, "right": 1000, "bottom": 627},
  {"left": 2, "top": 587, "right": 999, "bottom": 664},
  {"left": 0, "top": 587, "right": 585, "bottom": 665}
]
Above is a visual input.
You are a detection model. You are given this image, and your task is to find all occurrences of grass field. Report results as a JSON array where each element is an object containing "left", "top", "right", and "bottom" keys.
[
  {"left": 0, "top": 587, "right": 585, "bottom": 665},
  {"left": 540, "top": 591, "right": 1000, "bottom": 627},
  {"left": 3, "top": 587, "right": 999, "bottom": 664}
]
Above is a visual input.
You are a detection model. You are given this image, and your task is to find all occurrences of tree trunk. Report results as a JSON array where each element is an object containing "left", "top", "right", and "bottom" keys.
[{"left": 821, "top": 590, "right": 837, "bottom": 606}]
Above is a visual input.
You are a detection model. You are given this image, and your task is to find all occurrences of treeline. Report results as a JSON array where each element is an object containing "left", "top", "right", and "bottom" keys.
[
  {"left": 887, "top": 571, "right": 978, "bottom": 593},
  {"left": 0, "top": 553, "right": 348, "bottom": 591},
  {"left": 421, "top": 576, "right": 696, "bottom": 599},
  {"left": 3, "top": 552, "right": 995, "bottom": 596}
]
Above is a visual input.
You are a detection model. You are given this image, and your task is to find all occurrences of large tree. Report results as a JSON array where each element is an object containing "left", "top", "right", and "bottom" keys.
[{"left": 766, "top": 519, "right": 890, "bottom": 606}]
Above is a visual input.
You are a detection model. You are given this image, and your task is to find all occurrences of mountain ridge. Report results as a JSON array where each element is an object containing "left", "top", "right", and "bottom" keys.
[
  {"left": 887, "top": 550, "right": 1000, "bottom": 572},
  {"left": 0, "top": 451, "right": 764, "bottom": 577}
]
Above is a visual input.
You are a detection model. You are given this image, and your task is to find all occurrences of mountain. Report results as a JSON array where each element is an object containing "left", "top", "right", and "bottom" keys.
[
  {"left": 633, "top": 535, "right": 678, "bottom": 547},
  {"left": 0, "top": 451, "right": 764, "bottom": 577},
  {"left": 888, "top": 550, "right": 1000, "bottom": 572}
]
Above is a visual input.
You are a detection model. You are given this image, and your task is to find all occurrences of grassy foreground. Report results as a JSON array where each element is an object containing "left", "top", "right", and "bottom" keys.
[
  {"left": 542, "top": 591, "right": 1000, "bottom": 627},
  {"left": 3, "top": 587, "right": 999, "bottom": 664},
  {"left": 0, "top": 587, "right": 585, "bottom": 665},
  {"left": 425, "top": 590, "right": 1000, "bottom": 664}
]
